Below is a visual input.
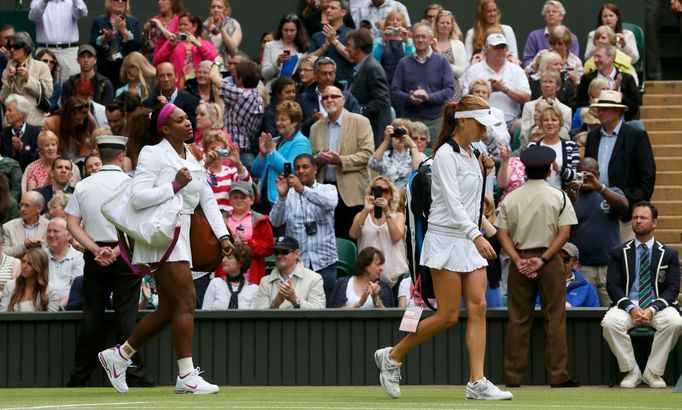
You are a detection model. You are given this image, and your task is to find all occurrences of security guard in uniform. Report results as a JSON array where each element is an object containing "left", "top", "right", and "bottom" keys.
[
  {"left": 495, "top": 145, "right": 580, "bottom": 388},
  {"left": 65, "top": 136, "right": 150, "bottom": 387}
]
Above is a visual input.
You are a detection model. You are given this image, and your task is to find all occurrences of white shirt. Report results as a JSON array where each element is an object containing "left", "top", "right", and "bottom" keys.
[
  {"left": 65, "top": 165, "right": 129, "bottom": 242},
  {"left": 201, "top": 278, "right": 258, "bottom": 310},
  {"left": 461, "top": 61, "right": 531, "bottom": 123},
  {"left": 352, "top": 0, "right": 411, "bottom": 39},
  {"left": 540, "top": 140, "right": 563, "bottom": 189},
  {"left": 29, "top": 0, "right": 88, "bottom": 44},
  {"left": 46, "top": 245, "right": 84, "bottom": 301},
  {"left": 464, "top": 25, "right": 519, "bottom": 62},
  {"left": 324, "top": 110, "right": 344, "bottom": 182},
  {"left": 344, "top": 276, "right": 374, "bottom": 309}
]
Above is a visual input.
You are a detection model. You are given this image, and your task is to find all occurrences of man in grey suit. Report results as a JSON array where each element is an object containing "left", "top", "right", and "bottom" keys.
[{"left": 346, "top": 29, "right": 392, "bottom": 148}]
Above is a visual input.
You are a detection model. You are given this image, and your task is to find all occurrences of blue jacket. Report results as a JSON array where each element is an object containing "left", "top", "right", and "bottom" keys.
[
  {"left": 252, "top": 130, "right": 312, "bottom": 204},
  {"left": 536, "top": 270, "right": 600, "bottom": 308}
]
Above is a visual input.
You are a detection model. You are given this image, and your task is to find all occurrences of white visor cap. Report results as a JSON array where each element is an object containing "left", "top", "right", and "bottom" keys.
[{"left": 454, "top": 109, "right": 502, "bottom": 127}]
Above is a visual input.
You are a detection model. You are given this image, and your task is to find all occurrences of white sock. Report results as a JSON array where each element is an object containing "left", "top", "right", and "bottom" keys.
[
  {"left": 177, "top": 357, "right": 194, "bottom": 376},
  {"left": 119, "top": 341, "right": 136, "bottom": 360}
]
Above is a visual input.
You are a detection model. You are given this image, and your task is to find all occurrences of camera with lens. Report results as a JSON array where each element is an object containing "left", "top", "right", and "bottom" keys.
[
  {"left": 304, "top": 221, "right": 318, "bottom": 236},
  {"left": 211, "top": 26, "right": 220, "bottom": 35},
  {"left": 573, "top": 172, "right": 584, "bottom": 184},
  {"left": 178, "top": 32, "right": 188, "bottom": 41},
  {"left": 392, "top": 126, "right": 406, "bottom": 138}
]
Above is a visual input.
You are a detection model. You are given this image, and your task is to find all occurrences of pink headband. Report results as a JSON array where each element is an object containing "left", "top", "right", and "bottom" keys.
[{"left": 157, "top": 103, "right": 178, "bottom": 134}]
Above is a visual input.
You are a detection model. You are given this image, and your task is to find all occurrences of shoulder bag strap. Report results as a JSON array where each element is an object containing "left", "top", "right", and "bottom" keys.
[{"left": 117, "top": 226, "right": 181, "bottom": 276}]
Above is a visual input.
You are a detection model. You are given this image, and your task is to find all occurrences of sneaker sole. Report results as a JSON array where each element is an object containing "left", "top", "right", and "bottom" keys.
[
  {"left": 174, "top": 389, "right": 220, "bottom": 394},
  {"left": 98, "top": 352, "right": 128, "bottom": 394}
]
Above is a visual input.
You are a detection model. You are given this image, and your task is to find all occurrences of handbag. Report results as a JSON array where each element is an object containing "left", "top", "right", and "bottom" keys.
[
  {"left": 36, "top": 82, "right": 52, "bottom": 113},
  {"left": 190, "top": 206, "right": 223, "bottom": 272}
]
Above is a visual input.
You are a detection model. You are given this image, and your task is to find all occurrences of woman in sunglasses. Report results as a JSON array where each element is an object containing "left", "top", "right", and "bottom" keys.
[
  {"left": 35, "top": 49, "right": 61, "bottom": 112},
  {"left": 0, "top": 32, "right": 53, "bottom": 126},
  {"left": 349, "top": 176, "right": 408, "bottom": 290},
  {"left": 43, "top": 96, "right": 97, "bottom": 166},
  {"left": 373, "top": 96, "right": 513, "bottom": 401}
]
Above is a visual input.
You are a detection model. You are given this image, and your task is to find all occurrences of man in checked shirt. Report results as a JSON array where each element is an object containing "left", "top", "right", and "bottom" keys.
[{"left": 270, "top": 153, "right": 338, "bottom": 300}]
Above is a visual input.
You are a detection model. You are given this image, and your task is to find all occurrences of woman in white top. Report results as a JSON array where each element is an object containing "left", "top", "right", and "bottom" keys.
[
  {"left": 98, "top": 103, "right": 233, "bottom": 395},
  {"left": 464, "top": 0, "right": 518, "bottom": 64},
  {"left": 431, "top": 10, "right": 467, "bottom": 100},
  {"left": 203, "top": 244, "right": 258, "bottom": 310},
  {"left": 373, "top": 96, "right": 512, "bottom": 401},
  {"left": 349, "top": 176, "right": 409, "bottom": 288},
  {"left": 0, "top": 238, "right": 20, "bottom": 293},
  {"left": 328, "top": 247, "right": 393, "bottom": 309},
  {"left": 584, "top": 3, "right": 639, "bottom": 63},
  {"left": 261, "top": 13, "right": 308, "bottom": 83},
  {"left": 0, "top": 248, "right": 59, "bottom": 312}
]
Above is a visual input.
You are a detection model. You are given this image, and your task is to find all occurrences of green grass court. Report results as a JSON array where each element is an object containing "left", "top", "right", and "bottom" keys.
[{"left": 1, "top": 386, "right": 681, "bottom": 409}]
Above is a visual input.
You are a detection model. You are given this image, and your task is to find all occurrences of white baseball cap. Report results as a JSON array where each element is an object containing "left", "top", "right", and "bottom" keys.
[{"left": 486, "top": 33, "right": 508, "bottom": 48}]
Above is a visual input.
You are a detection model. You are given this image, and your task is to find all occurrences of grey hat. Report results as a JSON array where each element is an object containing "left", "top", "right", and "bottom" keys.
[
  {"left": 230, "top": 181, "right": 254, "bottom": 196},
  {"left": 561, "top": 242, "right": 579, "bottom": 259},
  {"left": 10, "top": 32, "right": 35, "bottom": 54},
  {"left": 78, "top": 44, "right": 97, "bottom": 57}
]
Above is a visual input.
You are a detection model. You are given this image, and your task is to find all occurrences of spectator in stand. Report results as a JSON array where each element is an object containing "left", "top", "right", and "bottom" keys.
[
  {"left": 35, "top": 49, "right": 61, "bottom": 112},
  {"left": 44, "top": 217, "right": 83, "bottom": 308},
  {"left": 296, "top": 55, "right": 318, "bottom": 93},
  {"left": 461, "top": 33, "right": 530, "bottom": 131},
  {"left": 526, "top": 26, "right": 582, "bottom": 99},
  {"left": 0, "top": 173, "right": 20, "bottom": 224},
  {"left": 104, "top": 100, "right": 127, "bottom": 136},
  {"left": 567, "top": 157, "right": 627, "bottom": 306},
  {"left": 262, "top": 77, "right": 297, "bottom": 136},
  {"left": 577, "top": 45, "right": 640, "bottom": 122},
  {"left": 528, "top": 51, "right": 578, "bottom": 109},
  {"left": 329, "top": 246, "right": 394, "bottom": 308},
  {"left": 298, "top": 0, "right": 356, "bottom": 44},
  {"left": 34, "top": 157, "right": 75, "bottom": 213},
  {"left": 142, "top": 62, "right": 200, "bottom": 130},
  {"left": 497, "top": 141, "right": 525, "bottom": 204},
  {"left": 223, "top": 182, "right": 273, "bottom": 285},
  {"left": 254, "top": 236, "right": 326, "bottom": 309},
  {"left": 2, "top": 191, "right": 49, "bottom": 258},
  {"left": 259, "top": 32, "right": 274, "bottom": 64},
  {"left": 202, "top": 131, "right": 250, "bottom": 214},
  {"left": 60, "top": 45, "right": 114, "bottom": 107},
  {"left": 585, "top": 90, "right": 655, "bottom": 243},
  {"left": 202, "top": 0, "right": 242, "bottom": 72},
  {"left": 297, "top": 57, "right": 362, "bottom": 137},
  {"left": 194, "top": 102, "right": 227, "bottom": 147},
  {"left": 353, "top": 0, "right": 411, "bottom": 39},
  {"left": 270, "top": 154, "right": 338, "bottom": 298},
  {"left": 116, "top": 52, "right": 156, "bottom": 100},
  {"left": 572, "top": 77, "right": 609, "bottom": 131},
  {"left": 527, "top": 102, "right": 579, "bottom": 190},
  {"left": 0, "top": 25, "right": 15, "bottom": 88},
  {"left": 0, "top": 33, "right": 52, "bottom": 127},
  {"left": 262, "top": 13, "right": 308, "bottom": 85},
  {"left": 310, "top": 86, "right": 374, "bottom": 240},
  {"left": 210, "top": 60, "right": 264, "bottom": 171},
  {"left": 44, "top": 96, "right": 97, "bottom": 165},
  {"left": 423, "top": 3, "right": 443, "bottom": 26},
  {"left": 602, "top": 202, "right": 682, "bottom": 389},
  {"left": 582, "top": 26, "right": 638, "bottom": 86},
  {"left": 371, "top": 9, "right": 414, "bottom": 87},
  {"left": 392, "top": 22, "right": 454, "bottom": 139},
  {"left": 465, "top": 0, "right": 518, "bottom": 64},
  {"left": 309, "top": 0, "right": 355, "bottom": 85},
  {"left": 153, "top": 13, "right": 218, "bottom": 88},
  {"left": 185, "top": 61, "right": 223, "bottom": 112},
  {"left": 1, "top": 95, "right": 41, "bottom": 171},
  {"left": 346, "top": 29, "right": 391, "bottom": 148},
  {"left": 0, "top": 235, "right": 20, "bottom": 293},
  {"left": 349, "top": 176, "right": 409, "bottom": 288},
  {"left": 536, "top": 242, "right": 600, "bottom": 308},
  {"left": 28, "top": 0, "right": 88, "bottom": 83},
  {"left": 432, "top": 10, "right": 467, "bottom": 101},
  {"left": 467, "top": 78, "right": 511, "bottom": 147},
  {"left": 521, "top": 72, "right": 572, "bottom": 143},
  {"left": 89, "top": 0, "right": 141, "bottom": 90},
  {"left": 0, "top": 247, "right": 58, "bottom": 312},
  {"left": 47, "top": 192, "right": 72, "bottom": 220},
  {"left": 24, "top": 131, "right": 59, "bottom": 192},
  {"left": 142, "top": 0, "right": 182, "bottom": 59},
  {"left": 522, "top": 0, "right": 580, "bottom": 67},
  {"left": 585, "top": 3, "right": 639, "bottom": 64},
  {"left": 410, "top": 121, "right": 430, "bottom": 154},
  {"left": 202, "top": 244, "right": 257, "bottom": 310},
  {"left": 69, "top": 77, "right": 108, "bottom": 129},
  {"left": 253, "top": 101, "right": 311, "bottom": 212},
  {"left": 369, "top": 120, "right": 424, "bottom": 188}
]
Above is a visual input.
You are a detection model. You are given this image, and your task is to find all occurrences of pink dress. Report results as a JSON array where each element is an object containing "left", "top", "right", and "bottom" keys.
[
  {"left": 25, "top": 160, "right": 50, "bottom": 189},
  {"left": 499, "top": 157, "right": 526, "bottom": 203}
]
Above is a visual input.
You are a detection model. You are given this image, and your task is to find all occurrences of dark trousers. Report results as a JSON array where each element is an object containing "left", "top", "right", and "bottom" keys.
[
  {"left": 504, "top": 249, "right": 570, "bottom": 385},
  {"left": 315, "top": 262, "right": 337, "bottom": 302},
  {"left": 69, "top": 246, "right": 145, "bottom": 385},
  {"left": 334, "top": 191, "right": 363, "bottom": 241}
]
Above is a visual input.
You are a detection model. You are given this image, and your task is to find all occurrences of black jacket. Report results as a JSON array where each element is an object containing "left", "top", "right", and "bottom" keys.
[
  {"left": 61, "top": 73, "right": 115, "bottom": 106},
  {"left": 576, "top": 68, "right": 640, "bottom": 120},
  {"left": 143, "top": 88, "right": 200, "bottom": 131},
  {"left": 0, "top": 123, "right": 41, "bottom": 170},
  {"left": 607, "top": 240, "right": 680, "bottom": 313},
  {"left": 349, "top": 55, "right": 392, "bottom": 148}
]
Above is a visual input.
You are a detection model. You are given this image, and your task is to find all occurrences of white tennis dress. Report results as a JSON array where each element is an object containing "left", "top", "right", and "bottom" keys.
[
  {"left": 420, "top": 141, "right": 487, "bottom": 273},
  {"left": 130, "top": 138, "right": 228, "bottom": 266}
]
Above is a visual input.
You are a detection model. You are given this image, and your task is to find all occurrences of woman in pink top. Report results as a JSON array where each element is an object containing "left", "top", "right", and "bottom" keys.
[
  {"left": 153, "top": 13, "right": 218, "bottom": 88},
  {"left": 143, "top": 0, "right": 183, "bottom": 57}
]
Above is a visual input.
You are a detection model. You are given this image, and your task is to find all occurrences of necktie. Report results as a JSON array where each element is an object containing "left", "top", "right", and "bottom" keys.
[
  {"left": 638, "top": 244, "right": 654, "bottom": 309},
  {"left": 227, "top": 278, "right": 245, "bottom": 309}
]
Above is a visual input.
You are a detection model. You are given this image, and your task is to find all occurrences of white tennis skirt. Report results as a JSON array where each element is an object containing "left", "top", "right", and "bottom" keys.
[{"left": 420, "top": 231, "right": 487, "bottom": 273}]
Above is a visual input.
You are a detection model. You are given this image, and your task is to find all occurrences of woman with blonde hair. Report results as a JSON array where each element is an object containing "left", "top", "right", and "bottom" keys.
[
  {"left": 0, "top": 248, "right": 59, "bottom": 312},
  {"left": 582, "top": 25, "right": 637, "bottom": 83},
  {"left": 202, "top": 0, "right": 242, "bottom": 70},
  {"left": 116, "top": 52, "right": 156, "bottom": 100},
  {"left": 527, "top": 51, "right": 578, "bottom": 108},
  {"left": 194, "top": 102, "right": 228, "bottom": 147},
  {"left": 369, "top": 118, "right": 424, "bottom": 188},
  {"left": 349, "top": 175, "right": 408, "bottom": 289},
  {"left": 24, "top": 130, "right": 81, "bottom": 192},
  {"left": 372, "top": 9, "right": 414, "bottom": 84},
  {"left": 186, "top": 61, "right": 223, "bottom": 110},
  {"left": 464, "top": 0, "right": 518, "bottom": 63},
  {"left": 432, "top": 10, "right": 467, "bottom": 100},
  {"left": 526, "top": 25, "right": 583, "bottom": 87}
]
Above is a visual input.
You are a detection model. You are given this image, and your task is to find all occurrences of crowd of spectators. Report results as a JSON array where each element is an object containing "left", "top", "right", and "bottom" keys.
[{"left": 0, "top": 0, "right": 662, "bottom": 316}]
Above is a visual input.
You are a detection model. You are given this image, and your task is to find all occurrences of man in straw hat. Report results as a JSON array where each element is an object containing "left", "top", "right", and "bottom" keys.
[
  {"left": 65, "top": 135, "right": 151, "bottom": 388},
  {"left": 584, "top": 89, "right": 655, "bottom": 243}
]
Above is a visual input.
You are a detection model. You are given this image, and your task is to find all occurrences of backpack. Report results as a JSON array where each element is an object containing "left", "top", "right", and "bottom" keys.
[{"left": 405, "top": 140, "right": 485, "bottom": 311}]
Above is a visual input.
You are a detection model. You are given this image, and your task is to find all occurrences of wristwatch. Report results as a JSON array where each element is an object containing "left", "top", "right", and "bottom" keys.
[
  {"left": 540, "top": 255, "right": 549, "bottom": 264},
  {"left": 293, "top": 299, "right": 301, "bottom": 309}
]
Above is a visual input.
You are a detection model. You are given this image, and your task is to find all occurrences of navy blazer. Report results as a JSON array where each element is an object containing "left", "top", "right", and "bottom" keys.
[
  {"left": 0, "top": 123, "right": 41, "bottom": 170},
  {"left": 606, "top": 239, "right": 681, "bottom": 313},
  {"left": 297, "top": 82, "right": 362, "bottom": 137},
  {"left": 143, "top": 88, "right": 200, "bottom": 131},
  {"left": 349, "top": 55, "right": 392, "bottom": 148},
  {"left": 584, "top": 123, "right": 656, "bottom": 221},
  {"left": 89, "top": 15, "right": 142, "bottom": 89}
]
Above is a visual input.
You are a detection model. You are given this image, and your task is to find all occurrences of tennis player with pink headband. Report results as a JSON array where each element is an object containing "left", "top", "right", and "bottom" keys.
[
  {"left": 374, "top": 95, "right": 514, "bottom": 401},
  {"left": 98, "top": 103, "right": 233, "bottom": 395}
]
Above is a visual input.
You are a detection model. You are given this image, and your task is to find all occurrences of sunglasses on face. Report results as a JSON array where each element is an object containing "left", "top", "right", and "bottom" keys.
[
  {"left": 412, "top": 137, "right": 428, "bottom": 141},
  {"left": 322, "top": 94, "right": 342, "bottom": 101},
  {"left": 372, "top": 186, "right": 390, "bottom": 194},
  {"left": 7, "top": 44, "right": 23, "bottom": 50},
  {"left": 273, "top": 249, "right": 292, "bottom": 256},
  {"left": 73, "top": 102, "right": 89, "bottom": 110},
  {"left": 41, "top": 59, "right": 55, "bottom": 64}
]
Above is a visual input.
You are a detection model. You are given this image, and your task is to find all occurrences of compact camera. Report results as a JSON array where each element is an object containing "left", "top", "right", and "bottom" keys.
[
  {"left": 392, "top": 126, "right": 406, "bottom": 138},
  {"left": 178, "top": 32, "right": 188, "bottom": 41},
  {"left": 217, "top": 149, "right": 230, "bottom": 158},
  {"left": 304, "top": 221, "right": 318, "bottom": 236},
  {"left": 573, "top": 172, "right": 584, "bottom": 184}
]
